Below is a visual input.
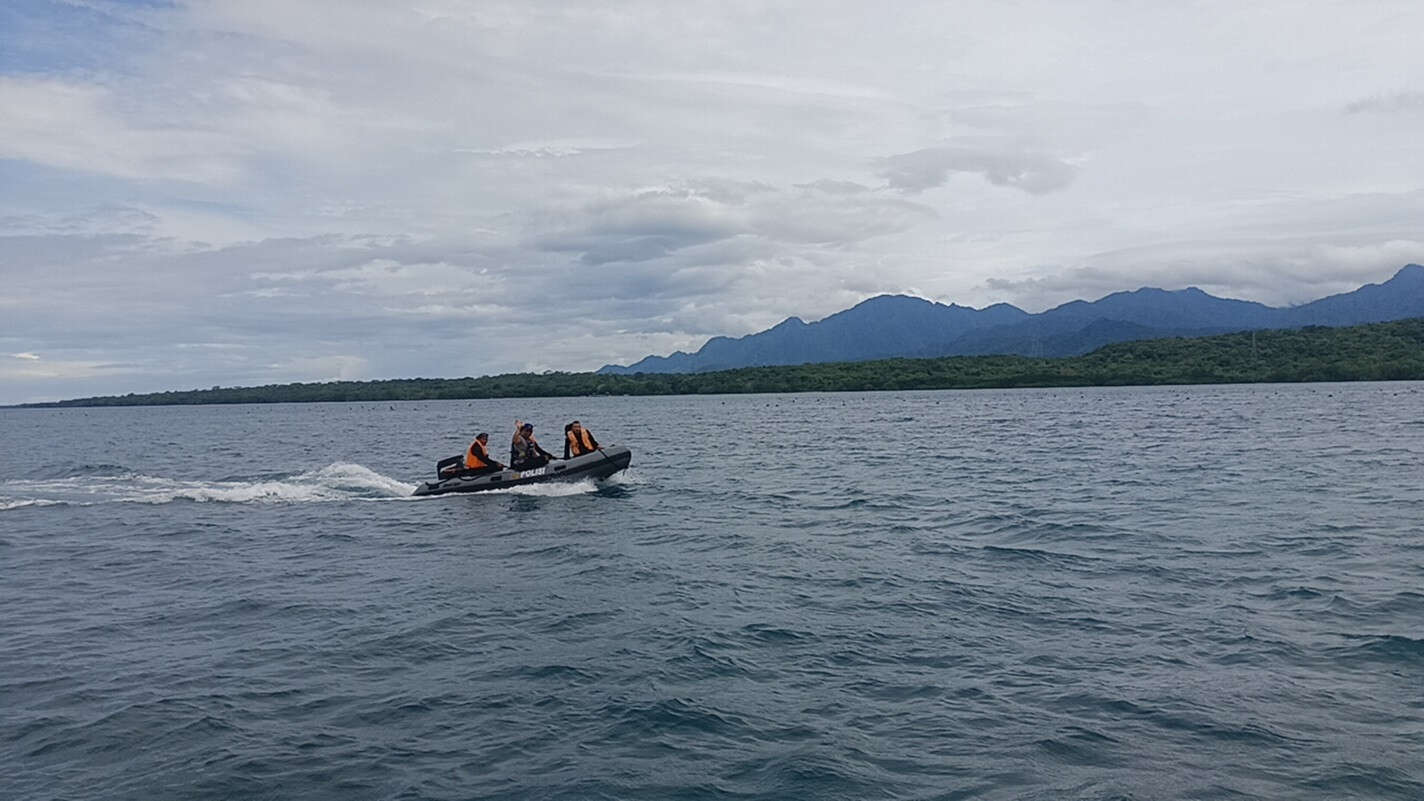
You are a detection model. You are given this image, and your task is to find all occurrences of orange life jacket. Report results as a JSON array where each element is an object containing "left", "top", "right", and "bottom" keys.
[
  {"left": 566, "top": 427, "right": 596, "bottom": 457},
  {"left": 464, "top": 439, "right": 493, "bottom": 469}
]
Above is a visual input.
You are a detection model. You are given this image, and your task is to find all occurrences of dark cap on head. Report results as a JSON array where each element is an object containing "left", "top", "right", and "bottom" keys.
[
  {"left": 521, "top": 423, "right": 534, "bottom": 431},
  {"left": 476, "top": 432, "right": 488, "bottom": 439}
]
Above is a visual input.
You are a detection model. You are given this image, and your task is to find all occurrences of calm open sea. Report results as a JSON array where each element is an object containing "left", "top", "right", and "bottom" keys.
[{"left": 3, "top": 383, "right": 1423, "bottom": 801}]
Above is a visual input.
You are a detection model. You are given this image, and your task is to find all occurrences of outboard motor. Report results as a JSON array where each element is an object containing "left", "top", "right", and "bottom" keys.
[{"left": 435, "top": 455, "right": 464, "bottom": 479}]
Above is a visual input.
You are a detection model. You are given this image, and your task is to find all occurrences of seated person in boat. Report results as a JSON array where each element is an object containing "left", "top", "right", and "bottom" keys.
[
  {"left": 510, "top": 421, "right": 554, "bottom": 469},
  {"left": 437, "top": 432, "right": 505, "bottom": 478},
  {"left": 564, "top": 420, "right": 601, "bottom": 459},
  {"left": 463, "top": 432, "right": 504, "bottom": 474}
]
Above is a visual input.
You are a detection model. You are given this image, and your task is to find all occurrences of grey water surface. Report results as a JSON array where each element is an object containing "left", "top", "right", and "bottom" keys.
[{"left": 3, "top": 383, "right": 1423, "bottom": 801}]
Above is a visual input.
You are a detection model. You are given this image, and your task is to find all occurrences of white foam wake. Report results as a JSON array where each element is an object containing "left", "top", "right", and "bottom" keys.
[
  {"left": 0, "top": 462, "right": 415, "bottom": 508},
  {"left": 602, "top": 467, "right": 645, "bottom": 487},
  {"left": 486, "top": 478, "right": 601, "bottom": 497},
  {"left": 479, "top": 468, "right": 642, "bottom": 498},
  {"left": 0, "top": 498, "right": 68, "bottom": 511}
]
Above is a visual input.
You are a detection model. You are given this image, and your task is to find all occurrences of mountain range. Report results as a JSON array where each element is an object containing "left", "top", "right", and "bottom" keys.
[{"left": 598, "top": 264, "right": 1424, "bottom": 374}]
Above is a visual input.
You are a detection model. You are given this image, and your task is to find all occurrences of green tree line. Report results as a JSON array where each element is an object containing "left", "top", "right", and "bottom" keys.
[{"left": 19, "top": 318, "right": 1424, "bottom": 407}]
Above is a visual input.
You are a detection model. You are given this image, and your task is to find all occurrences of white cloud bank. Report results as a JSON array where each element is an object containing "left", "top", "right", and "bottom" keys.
[{"left": 1, "top": 0, "right": 1423, "bottom": 402}]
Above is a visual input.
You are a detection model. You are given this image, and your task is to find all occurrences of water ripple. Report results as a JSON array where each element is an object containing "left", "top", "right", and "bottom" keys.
[{"left": 3, "top": 385, "right": 1423, "bottom": 800}]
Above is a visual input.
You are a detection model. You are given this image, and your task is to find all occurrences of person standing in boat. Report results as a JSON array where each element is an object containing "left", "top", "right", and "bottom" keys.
[
  {"left": 511, "top": 421, "right": 554, "bottom": 469},
  {"left": 564, "top": 420, "right": 601, "bottom": 459}
]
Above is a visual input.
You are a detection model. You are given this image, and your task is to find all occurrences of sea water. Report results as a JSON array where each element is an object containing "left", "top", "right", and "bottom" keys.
[{"left": 3, "top": 383, "right": 1422, "bottom": 800}]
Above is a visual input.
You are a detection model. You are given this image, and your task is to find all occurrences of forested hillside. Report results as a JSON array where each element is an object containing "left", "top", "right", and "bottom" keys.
[{"left": 20, "top": 318, "right": 1424, "bottom": 407}]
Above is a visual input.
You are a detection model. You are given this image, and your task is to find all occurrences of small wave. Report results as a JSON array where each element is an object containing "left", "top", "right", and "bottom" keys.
[
  {"left": 1305, "top": 765, "right": 1424, "bottom": 798},
  {"left": 1367, "top": 591, "right": 1424, "bottom": 617},
  {"left": 739, "top": 623, "right": 815, "bottom": 644},
  {"left": 1, "top": 495, "right": 69, "bottom": 507},
  {"left": 0, "top": 462, "right": 414, "bottom": 506},
  {"left": 1033, "top": 725, "right": 1121, "bottom": 766},
  {"left": 598, "top": 697, "right": 749, "bottom": 738},
  {"left": 601, "top": 467, "right": 645, "bottom": 486},
  {"left": 33, "top": 463, "right": 137, "bottom": 480},
  {"left": 1327, "top": 633, "right": 1424, "bottom": 665},
  {"left": 0, "top": 498, "right": 68, "bottom": 512},
  {"left": 979, "top": 544, "right": 1100, "bottom": 566}
]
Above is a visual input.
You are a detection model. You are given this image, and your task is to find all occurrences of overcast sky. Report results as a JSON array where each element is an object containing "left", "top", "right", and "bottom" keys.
[{"left": 3, "top": 0, "right": 1422, "bottom": 403}]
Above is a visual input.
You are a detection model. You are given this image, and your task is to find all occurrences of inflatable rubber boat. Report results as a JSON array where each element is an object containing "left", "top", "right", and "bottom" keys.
[{"left": 412, "top": 445, "right": 632, "bottom": 496}]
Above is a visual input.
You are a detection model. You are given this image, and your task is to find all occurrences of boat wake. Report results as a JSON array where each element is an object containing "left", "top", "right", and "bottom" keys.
[
  {"left": 0, "top": 463, "right": 416, "bottom": 509},
  {"left": 0, "top": 498, "right": 68, "bottom": 512},
  {"left": 486, "top": 479, "right": 602, "bottom": 497}
]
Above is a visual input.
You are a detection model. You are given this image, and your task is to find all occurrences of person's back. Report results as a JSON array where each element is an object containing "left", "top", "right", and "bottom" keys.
[{"left": 564, "top": 420, "right": 600, "bottom": 459}]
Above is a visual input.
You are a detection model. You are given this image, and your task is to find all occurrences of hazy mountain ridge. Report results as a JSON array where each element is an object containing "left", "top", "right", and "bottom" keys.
[
  {"left": 23, "top": 317, "right": 1424, "bottom": 407},
  {"left": 599, "top": 264, "right": 1424, "bottom": 372}
]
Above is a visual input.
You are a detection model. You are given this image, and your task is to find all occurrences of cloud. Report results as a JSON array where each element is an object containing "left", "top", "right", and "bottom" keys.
[
  {"left": 0, "top": 356, "right": 138, "bottom": 381},
  {"left": 535, "top": 191, "right": 745, "bottom": 265},
  {"left": 618, "top": 70, "right": 894, "bottom": 102},
  {"left": 274, "top": 355, "right": 369, "bottom": 381},
  {"left": 0, "top": 76, "right": 245, "bottom": 183},
  {"left": 251, "top": 259, "right": 501, "bottom": 298},
  {"left": 1345, "top": 92, "right": 1424, "bottom": 115},
  {"left": 533, "top": 181, "right": 935, "bottom": 268},
  {"left": 10, "top": 352, "right": 41, "bottom": 360},
  {"left": 983, "top": 238, "right": 1424, "bottom": 311},
  {"left": 794, "top": 179, "right": 871, "bottom": 195},
  {"left": 880, "top": 145, "right": 1077, "bottom": 194},
  {"left": 4, "top": 0, "right": 1424, "bottom": 402},
  {"left": 455, "top": 139, "right": 641, "bottom": 158},
  {"left": 0, "top": 205, "right": 162, "bottom": 237}
]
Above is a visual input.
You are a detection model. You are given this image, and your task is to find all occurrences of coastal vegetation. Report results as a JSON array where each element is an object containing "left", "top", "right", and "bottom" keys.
[{"left": 21, "top": 318, "right": 1424, "bottom": 407}]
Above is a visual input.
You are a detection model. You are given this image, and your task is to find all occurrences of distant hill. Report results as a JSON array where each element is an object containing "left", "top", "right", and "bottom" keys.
[
  {"left": 599, "top": 264, "right": 1424, "bottom": 372},
  {"left": 17, "top": 317, "right": 1424, "bottom": 407},
  {"left": 1284, "top": 264, "right": 1424, "bottom": 326},
  {"left": 600, "top": 295, "right": 1029, "bottom": 373}
]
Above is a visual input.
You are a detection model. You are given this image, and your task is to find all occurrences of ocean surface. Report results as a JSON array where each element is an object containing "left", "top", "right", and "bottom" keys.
[{"left": 3, "top": 383, "right": 1423, "bottom": 801}]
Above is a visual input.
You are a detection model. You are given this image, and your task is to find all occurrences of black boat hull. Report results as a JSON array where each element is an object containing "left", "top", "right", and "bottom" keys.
[{"left": 412, "top": 446, "right": 632, "bottom": 496}]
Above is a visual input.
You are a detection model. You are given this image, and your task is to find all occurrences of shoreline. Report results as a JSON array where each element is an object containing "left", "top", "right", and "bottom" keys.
[{"left": 11, "top": 318, "right": 1424, "bottom": 409}]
